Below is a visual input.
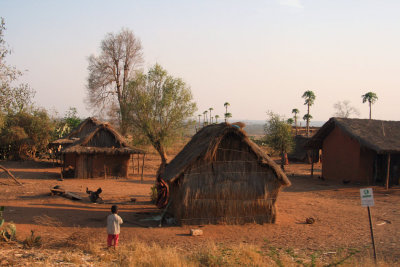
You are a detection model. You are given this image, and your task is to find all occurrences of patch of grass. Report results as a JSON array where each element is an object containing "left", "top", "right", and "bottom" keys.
[{"left": 23, "top": 230, "right": 42, "bottom": 248}]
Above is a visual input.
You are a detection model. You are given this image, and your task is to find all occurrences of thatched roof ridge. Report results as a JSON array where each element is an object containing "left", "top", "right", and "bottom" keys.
[
  {"left": 307, "top": 117, "right": 400, "bottom": 154},
  {"left": 161, "top": 123, "right": 290, "bottom": 186},
  {"left": 64, "top": 117, "right": 104, "bottom": 139},
  {"left": 62, "top": 123, "right": 145, "bottom": 155}
]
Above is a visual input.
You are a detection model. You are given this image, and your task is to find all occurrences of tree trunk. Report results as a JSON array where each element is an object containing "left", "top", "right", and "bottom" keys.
[
  {"left": 306, "top": 104, "right": 310, "bottom": 137},
  {"left": 119, "top": 102, "right": 128, "bottom": 136},
  {"left": 369, "top": 102, "right": 372, "bottom": 120},
  {"left": 295, "top": 117, "right": 298, "bottom": 135},
  {"left": 153, "top": 140, "right": 168, "bottom": 170}
]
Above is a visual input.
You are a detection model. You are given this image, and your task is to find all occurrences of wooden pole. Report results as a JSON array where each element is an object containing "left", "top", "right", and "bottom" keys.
[
  {"left": 0, "top": 165, "right": 23, "bottom": 186},
  {"left": 367, "top": 206, "right": 377, "bottom": 263},
  {"left": 386, "top": 154, "right": 391, "bottom": 190},
  {"left": 311, "top": 150, "right": 314, "bottom": 177},
  {"left": 131, "top": 154, "right": 135, "bottom": 177},
  {"left": 141, "top": 153, "right": 146, "bottom": 183},
  {"left": 137, "top": 154, "right": 140, "bottom": 174}
]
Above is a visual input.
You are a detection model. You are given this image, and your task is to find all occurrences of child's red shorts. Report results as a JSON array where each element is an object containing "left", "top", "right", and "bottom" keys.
[{"left": 107, "top": 234, "right": 119, "bottom": 247}]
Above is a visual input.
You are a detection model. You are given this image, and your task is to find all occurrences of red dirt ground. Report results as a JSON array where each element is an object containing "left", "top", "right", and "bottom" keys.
[{"left": 1, "top": 153, "right": 399, "bottom": 265}]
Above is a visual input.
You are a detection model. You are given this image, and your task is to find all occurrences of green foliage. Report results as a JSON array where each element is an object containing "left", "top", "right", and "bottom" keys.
[
  {"left": 303, "top": 113, "right": 313, "bottom": 121},
  {"left": 264, "top": 112, "right": 294, "bottom": 155},
  {"left": 126, "top": 64, "right": 197, "bottom": 164},
  {"left": 287, "top": 118, "right": 294, "bottom": 125},
  {"left": 362, "top": 91, "right": 378, "bottom": 104},
  {"left": 23, "top": 230, "right": 42, "bottom": 248},
  {"left": 0, "top": 109, "right": 55, "bottom": 159},
  {"left": 54, "top": 107, "right": 82, "bottom": 138},
  {"left": 302, "top": 90, "right": 316, "bottom": 106}
]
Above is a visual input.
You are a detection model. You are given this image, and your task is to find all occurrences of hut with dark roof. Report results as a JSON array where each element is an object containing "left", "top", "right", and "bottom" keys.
[
  {"left": 157, "top": 122, "right": 291, "bottom": 225},
  {"left": 58, "top": 118, "right": 144, "bottom": 178},
  {"left": 307, "top": 117, "right": 400, "bottom": 187}
]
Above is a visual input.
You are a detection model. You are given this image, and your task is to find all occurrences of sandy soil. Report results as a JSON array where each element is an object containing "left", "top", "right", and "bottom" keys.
[{"left": 0, "top": 154, "right": 399, "bottom": 265}]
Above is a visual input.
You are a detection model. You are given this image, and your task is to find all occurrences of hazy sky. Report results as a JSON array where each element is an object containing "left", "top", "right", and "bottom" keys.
[{"left": 2, "top": 0, "right": 400, "bottom": 122}]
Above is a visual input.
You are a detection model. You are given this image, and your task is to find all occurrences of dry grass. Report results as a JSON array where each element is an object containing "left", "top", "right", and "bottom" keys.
[{"left": 4, "top": 227, "right": 395, "bottom": 267}]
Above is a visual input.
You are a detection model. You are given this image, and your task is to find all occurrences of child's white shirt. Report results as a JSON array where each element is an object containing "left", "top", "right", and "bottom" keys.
[{"left": 107, "top": 214, "right": 123, "bottom": 234}]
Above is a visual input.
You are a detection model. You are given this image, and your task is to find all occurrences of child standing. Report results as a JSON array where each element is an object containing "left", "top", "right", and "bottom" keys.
[{"left": 107, "top": 205, "right": 123, "bottom": 248}]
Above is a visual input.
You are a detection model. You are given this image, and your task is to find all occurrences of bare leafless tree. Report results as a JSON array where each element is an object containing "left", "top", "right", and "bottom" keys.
[
  {"left": 333, "top": 100, "right": 360, "bottom": 118},
  {"left": 86, "top": 28, "right": 143, "bottom": 134}
]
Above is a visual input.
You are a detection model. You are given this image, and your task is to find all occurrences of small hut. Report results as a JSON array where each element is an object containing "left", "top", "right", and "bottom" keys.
[
  {"left": 158, "top": 123, "right": 290, "bottom": 225},
  {"left": 60, "top": 121, "right": 145, "bottom": 178}
]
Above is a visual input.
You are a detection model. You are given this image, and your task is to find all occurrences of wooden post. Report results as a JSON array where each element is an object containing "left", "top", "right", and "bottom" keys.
[
  {"left": 137, "top": 154, "right": 140, "bottom": 174},
  {"left": 141, "top": 153, "right": 146, "bottom": 183},
  {"left": 367, "top": 206, "right": 377, "bottom": 263},
  {"left": 131, "top": 154, "right": 135, "bottom": 174},
  {"left": 104, "top": 163, "right": 107, "bottom": 179},
  {"left": 386, "top": 154, "right": 391, "bottom": 190},
  {"left": 311, "top": 150, "right": 314, "bottom": 177}
]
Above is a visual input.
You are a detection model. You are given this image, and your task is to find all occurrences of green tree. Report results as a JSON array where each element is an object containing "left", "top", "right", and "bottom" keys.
[
  {"left": 54, "top": 107, "right": 82, "bottom": 138},
  {"left": 361, "top": 92, "right": 378, "bottom": 119},
  {"left": 87, "top": 28, "right": 143, "bottom": 135},
  {"left": 302, "top": 91, "right": 316, "bottom": 136},
  {"left": 224, "top": 102, "right": 230, "bottom": 122},
  {"left": 215, "top": 115, "right": 220, "bottom": 123},
  {"left": 208, "top": 107, "right": 213, "bottom": 124},
  {"left": 264, "top": 112, "right": 294, "bottom": 170},
  {"left": 203, "top": 110, "right": 208, "bottom": 125},
  {"left": 126, "top": 64, "right": 197, "bottom": 167},
  {"left": 291, "top": 108, "right": 299, "bottom": 135},
  {"left": 303, "top": 114, "right": 313, "bottom": 127},
  {"left": 287, "top": 118, "right": 294, "bottom": 125},
  {"left": 0, "top": 109, "right": 54, "bottom": 160},
  {"left": 224, "top": 112, "right": 232, "bottom": 122}
]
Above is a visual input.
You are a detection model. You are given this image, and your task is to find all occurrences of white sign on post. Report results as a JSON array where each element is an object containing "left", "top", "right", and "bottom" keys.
[{"left": 360, "top": 188, "right": 374, "bottom": 207}]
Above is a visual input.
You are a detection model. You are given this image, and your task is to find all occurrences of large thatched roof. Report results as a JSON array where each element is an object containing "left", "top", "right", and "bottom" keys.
[
  {"left": 307, "top": 117, "right": 400, "bottom": 154},
  {"left": 161, "top": 123, "right": 290, "bottom": 186},
  {"left": 61, "top": 119, "right": 144, "bottom": 155}
]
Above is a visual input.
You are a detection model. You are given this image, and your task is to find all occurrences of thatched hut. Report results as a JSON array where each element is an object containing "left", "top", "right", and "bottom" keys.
[
  {"left": 307, "top": 117, "right": 400, "bottom": 187},
  {"left": 288, "top": 135, "right": 319, "bottom": 163},
  {"left": 158, "top": 123, "right": 291, "bottom": 225},
  {"left": 60, "top": 120, "right": 144, "bottom": 178}
]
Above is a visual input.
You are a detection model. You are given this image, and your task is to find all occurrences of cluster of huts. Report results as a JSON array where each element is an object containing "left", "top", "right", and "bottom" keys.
[{"left": 51, "top": 116, "right": 399, "bottom": 225}]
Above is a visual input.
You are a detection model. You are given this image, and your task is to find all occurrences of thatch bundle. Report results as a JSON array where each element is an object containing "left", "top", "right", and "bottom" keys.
[{"left": 159, "top": 123, "right": 290, "bottom": 225}]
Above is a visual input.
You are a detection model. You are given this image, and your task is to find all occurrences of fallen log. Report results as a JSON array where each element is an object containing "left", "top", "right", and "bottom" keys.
[{"left": 0, "top": 165, "right": 23, "bottom": 186}]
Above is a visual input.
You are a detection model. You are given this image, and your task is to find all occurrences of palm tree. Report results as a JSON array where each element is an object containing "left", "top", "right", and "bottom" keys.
[
  {"left": 302, "top": 91, "right": 316, "bottom": 136},
  {"left": 303, "top": 114, "right": 313, "bottom": 124},
  {"left": 224, "top": 112, "right": 232, "bottom": 122},
  {"left": 362, "top": 92, "right": 378, "bottom": 119},
  {"left": 287, "top": 118, "right": 294, "bottom": 125},
  {"left": 291, "top": 108, "right": 299, "bottom": 135},
  {"left": 203, "top": 110, "right": 208, "bottom": 125},
  {"left": 209, "top": 107, "right": 213, "bottom": 124},
  {"left": 198, "top": 114, "right": 201, "bottom": 126},
  {"left": 215, "top": 115, "right": 220, "bottom": 123},
  {"left": 224, "top": 102, "right": 230, "bottom": 122}
]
